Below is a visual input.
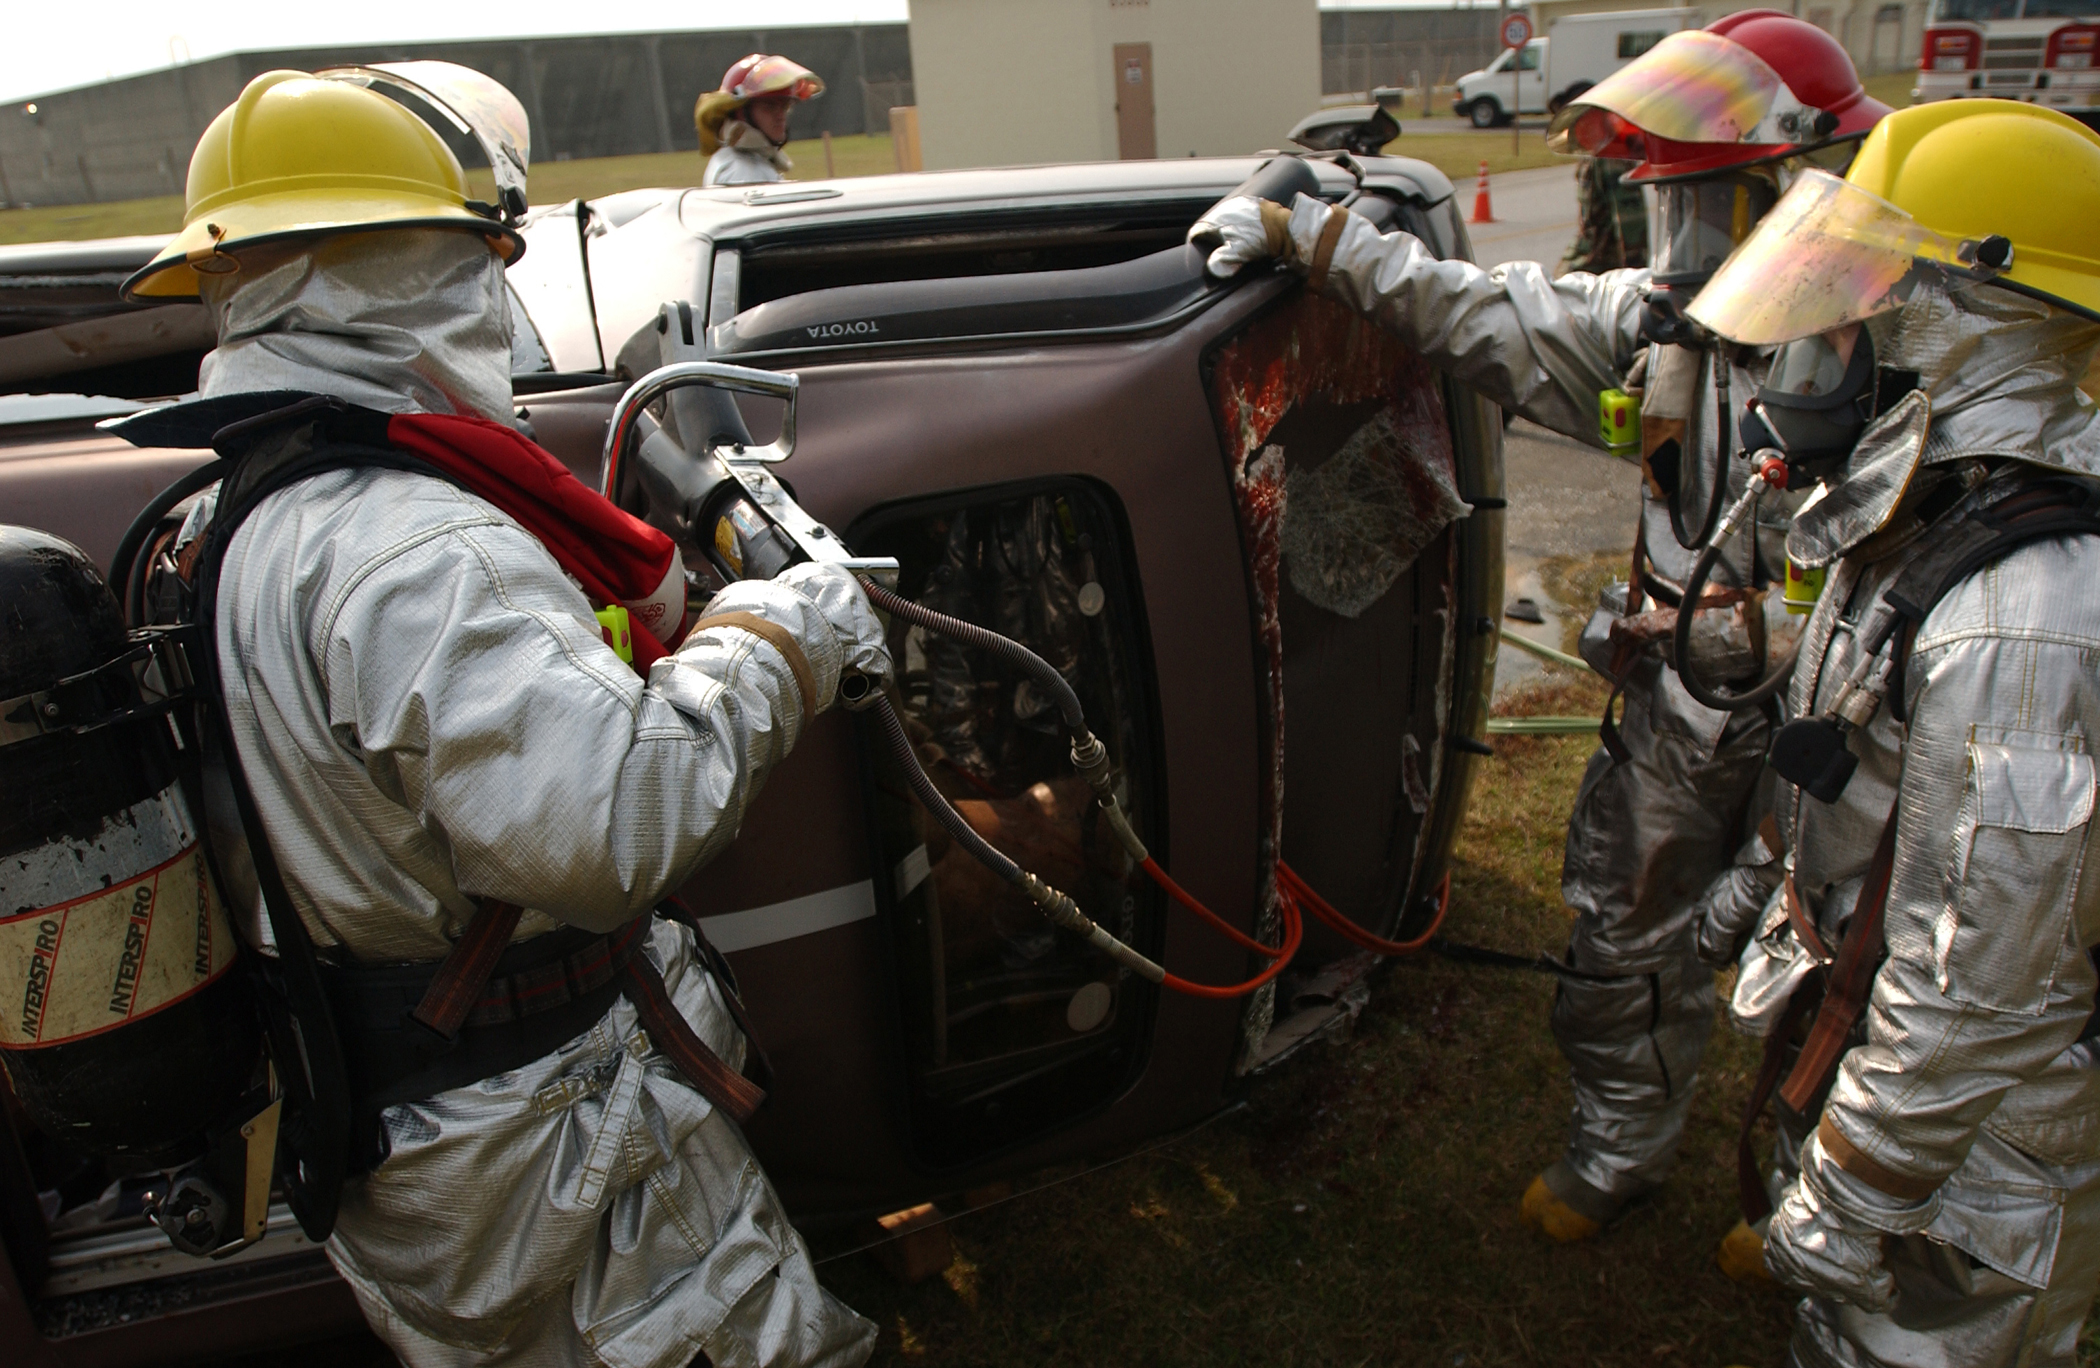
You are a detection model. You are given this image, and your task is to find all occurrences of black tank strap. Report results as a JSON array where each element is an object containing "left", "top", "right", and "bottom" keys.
[
  {"left": 182, "top": 399, "right": 471, "bottom": 1239},
  {"left": 1883, "top": 475, "right": 2100, "bottom": 724}
]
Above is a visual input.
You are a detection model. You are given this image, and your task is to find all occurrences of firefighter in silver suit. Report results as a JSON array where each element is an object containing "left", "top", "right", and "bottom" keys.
[
  {"left": 1190, "top": 13, "right": 1888, "bottom": 1240},
  {"left": 1687, "top": 100, "right": 2100, "bottom": 1365},
  {"left": 112, "top": 68, "right": 881, "bottom": 1368}
]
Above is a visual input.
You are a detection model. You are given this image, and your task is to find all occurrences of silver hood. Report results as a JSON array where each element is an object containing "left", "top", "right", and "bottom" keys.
[
  {"left": 1788, "top": 285, "right": 2100, "bottom": 568},
  {"left": 198, "top": 227, "right": 514, "bottom": 423}
]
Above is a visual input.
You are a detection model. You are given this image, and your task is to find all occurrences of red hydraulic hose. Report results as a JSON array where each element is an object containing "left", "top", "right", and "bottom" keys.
[
  {"left": 858, "top": 575, "right": 1442, "bottom": 997},
  {"left": 1157, "top": 875, "right": 1304, "bottom": 1000},
  {"left": 1142, "top": 857, "right": 1288, "bottom": 958},
  {"left": 1135, "top": 859, "right": 1446, "bottom": 1000},
  {"left": 1280, "top": 862, "right": 1450, "bottom": 956}
]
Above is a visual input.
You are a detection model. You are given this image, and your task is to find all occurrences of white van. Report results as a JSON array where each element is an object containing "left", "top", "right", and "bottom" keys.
[{"left": 1454, "top": 8, "right": 1692, "bottom": 128}]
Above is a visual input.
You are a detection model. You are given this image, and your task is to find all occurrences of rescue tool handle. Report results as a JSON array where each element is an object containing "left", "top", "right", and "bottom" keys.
[{"left": 601, "top": 360, "right": 799, "bottom": 503}]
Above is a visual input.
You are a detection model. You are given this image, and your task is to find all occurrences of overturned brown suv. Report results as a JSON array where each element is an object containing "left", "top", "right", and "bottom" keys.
[{"left": 0, "top": 152, "right": 1505, "bottom": 1364}]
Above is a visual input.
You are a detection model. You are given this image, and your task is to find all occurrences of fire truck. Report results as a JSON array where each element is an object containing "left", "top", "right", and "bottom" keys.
[{"left": 1914, "top": 0, "right": 2100, "bottom": 127}]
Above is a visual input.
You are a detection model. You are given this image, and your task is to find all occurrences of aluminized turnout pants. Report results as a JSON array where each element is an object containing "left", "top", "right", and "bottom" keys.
[{"left": 1549, "top": 661, "right": 1772, "bottom": 1211}]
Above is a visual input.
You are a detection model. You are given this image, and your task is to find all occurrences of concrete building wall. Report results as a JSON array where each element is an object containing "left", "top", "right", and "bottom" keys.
[
  {"left": 911, "top": 0, "right": 1320, "bottom": 170},
  {"left": 1152, "top": 0, "right": 1323, "bottom": 160},
  {"left": 910, "top": 0, "right": 1105, "bottom": 167},
  {"left": 0, "top": 57, "right": 246, "bottom": 209},
  {"left": 0, "top": 24, "right": 912, "bottom": 208}
]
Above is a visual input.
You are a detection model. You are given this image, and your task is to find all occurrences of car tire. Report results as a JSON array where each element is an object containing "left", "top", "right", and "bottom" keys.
[{"left": 1469, "top": 98, "right": 1501, "bottom": 129}]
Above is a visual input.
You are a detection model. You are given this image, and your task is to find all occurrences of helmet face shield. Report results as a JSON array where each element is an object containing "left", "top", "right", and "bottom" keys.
[
  {"left": 1547, "top": 30, "right": 1832, "bottom": 157},
  {"left": 1687, "top": 168, "right": 1995, "bottom": 346},
  {"left": 1651, "top": 171, "right": 1780, "bottom": 286}
]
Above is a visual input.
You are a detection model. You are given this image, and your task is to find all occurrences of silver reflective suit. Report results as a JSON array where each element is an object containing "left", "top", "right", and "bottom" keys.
[
  {"left": 702, "top": 123, "right": 789, "bottom": 189},
  {"left": 1282, "top": 195, "right": 1787, "bottom": 1211},
  {"left": 193, "top": 231, "right": 878, "bottom": 1368},
  {"left": 1724, "top": 286, "right": 2100, "bottom": 1367}
]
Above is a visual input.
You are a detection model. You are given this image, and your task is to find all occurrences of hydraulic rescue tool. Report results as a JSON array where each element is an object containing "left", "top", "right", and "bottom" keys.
[
  {"left": 602, "top": 327, "right": 1449, "bottom": 1002},
  {"left": 602, "top": 350, "right": 1179, "bottom": 988}
]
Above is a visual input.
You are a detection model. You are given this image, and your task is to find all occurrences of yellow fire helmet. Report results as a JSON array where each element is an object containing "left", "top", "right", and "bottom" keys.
[
  {"left": 125, "top": 67, "right": 528, "bottom": 301},
  {"left": 1690, "top": 99, "right": 2100, "bottom": 346}
]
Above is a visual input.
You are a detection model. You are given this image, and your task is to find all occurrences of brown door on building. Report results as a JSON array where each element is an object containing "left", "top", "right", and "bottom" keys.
[{"left": 1113, "top": 43, "right": 1156, "bottom": 160}]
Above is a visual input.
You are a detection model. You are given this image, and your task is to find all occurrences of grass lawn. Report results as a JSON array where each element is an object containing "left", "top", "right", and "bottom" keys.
[
  {"left": 1386, "top": 131, "right": 1567, "bottom": 180},
  {"left": 0, "top": 196, "right": 185, "bottom": 245},
  {"left": 0, "top": 134, "right": 904, "bottom": 247},
  {"left": 1862, "top": 70, "right": 1919, "bottom": 110}
]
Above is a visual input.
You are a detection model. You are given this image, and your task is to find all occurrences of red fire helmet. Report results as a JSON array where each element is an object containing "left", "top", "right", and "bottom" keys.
[
  {"left": 1547, "top": 10, "right": 1892, "bottom": 183},
  {"left": 719, "top": 54, "right": 824, "bottom": 104}
]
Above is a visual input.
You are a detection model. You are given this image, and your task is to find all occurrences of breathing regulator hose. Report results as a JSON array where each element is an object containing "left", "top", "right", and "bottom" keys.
[
  {"left": 1671, "top": 451, "right": 1800, "bottom": 712},
  {"left": 857, "top": 577, "right": 1440, "bottom": 998}
]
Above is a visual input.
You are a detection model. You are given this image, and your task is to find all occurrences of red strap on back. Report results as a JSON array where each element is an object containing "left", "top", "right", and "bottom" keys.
[
  {"left": 386, "top": 412, "right": 675, "bottom": 671},
  {"left": 411, "top": 901, "right": 524, "bottom": 1041}
]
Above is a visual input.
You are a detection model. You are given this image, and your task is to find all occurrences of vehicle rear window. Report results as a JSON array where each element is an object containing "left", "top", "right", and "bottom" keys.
[
  {"left": 731, "top": 200, "right": 1212, "bottom": 311},
  {"left": 711, "top": 242, "right": 1214, "bottom": 360},
  {"left": 850, "top": 478, "right": 1162, "bottom": 1166}
]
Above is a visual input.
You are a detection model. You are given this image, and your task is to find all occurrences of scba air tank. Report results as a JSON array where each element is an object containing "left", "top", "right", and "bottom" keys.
[{"left": 0, "top": 525, "right": 257, "bottom": 1166}]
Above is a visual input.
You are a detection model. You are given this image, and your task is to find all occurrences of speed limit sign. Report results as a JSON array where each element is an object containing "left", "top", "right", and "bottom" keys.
[{"left": 1499, "top": 13, "right": 1533, "bottom": 48}]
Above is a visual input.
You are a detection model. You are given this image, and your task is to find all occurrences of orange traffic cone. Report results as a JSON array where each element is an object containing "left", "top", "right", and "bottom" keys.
[{"left": 1470, "top": 160, "right": 1495, "bottom": 224}]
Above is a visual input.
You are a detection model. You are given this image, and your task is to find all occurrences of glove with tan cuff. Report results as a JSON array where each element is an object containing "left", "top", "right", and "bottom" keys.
[
  {"left": 1764, "top": 1123, "right": 1941, "bottom": 1313},
  {"left": 1188, "top": 194, "right": 1355, "bottom": 288}
]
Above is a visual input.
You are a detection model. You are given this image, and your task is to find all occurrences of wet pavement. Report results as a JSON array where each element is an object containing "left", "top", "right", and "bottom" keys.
[
  {"left": 1462, "top": 163, "right": 1584, "bottom": 277},
  {"left": 1433, "top": 161, "right": 1646, "bottom": 696},
  {"left": 1495, "top": 419, "right": 1641, "bottom": 696}
]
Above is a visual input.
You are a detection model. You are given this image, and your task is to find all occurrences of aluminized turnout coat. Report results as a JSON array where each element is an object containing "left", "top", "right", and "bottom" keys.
[
  {"left": 212, "top": 465, "right": 880, "bottom": 1368},
  {"left": 1285, "top": 196, "right": 1786, "bottom": 1208},
  {"left": 140, "top": 184, "right": 878, "bottom": 1368},
  {"left": 1726, "top": 287, "right": 2100, "bottom": 1367}
]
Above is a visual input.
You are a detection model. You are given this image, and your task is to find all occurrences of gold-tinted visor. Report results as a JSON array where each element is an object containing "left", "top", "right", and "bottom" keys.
[
  {"left": 1686, "top": 169, "right": 1989, "bottom": 345},
  {"left": 736, "top": 56, "right": 825, "bottom": 102},
  {"left": 1547, "top": 29, "right": 1825, "bottom": 153},
  {"left": 1651, "top": 171, "right": 1779, "bottom": 284}
]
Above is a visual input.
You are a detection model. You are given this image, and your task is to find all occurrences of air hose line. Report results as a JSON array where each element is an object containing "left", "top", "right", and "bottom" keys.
[
  {"left": 860, "top": 578, "right": 1086, "bottom": 732},
  {"left": 868, "top": 693, "right": 1168, "bottom": 983},
  {"left": 859, "top": 577, "right": 1445, "bottom": 999},
  {"left": 1671, "top": 455, "right": 1799, "bottom": 712}
]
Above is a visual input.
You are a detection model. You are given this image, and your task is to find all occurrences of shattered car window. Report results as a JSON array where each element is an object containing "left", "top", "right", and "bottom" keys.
[{"left": 856, "top": 480, "right": 1161, "bottom": 1165}]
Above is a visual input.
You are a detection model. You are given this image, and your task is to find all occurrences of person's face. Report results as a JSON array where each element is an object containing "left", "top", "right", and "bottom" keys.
[{"left": 743, "top": 94, "right": 792, "bottom": 145}]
